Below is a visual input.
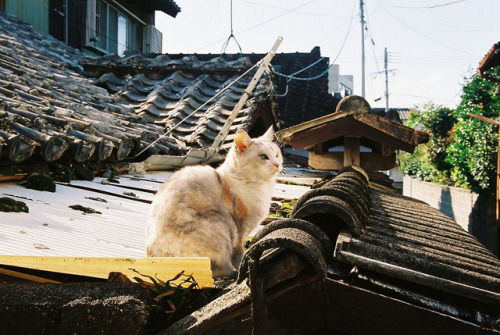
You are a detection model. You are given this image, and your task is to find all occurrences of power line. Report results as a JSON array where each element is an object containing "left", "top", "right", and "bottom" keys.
[
  {"left": 193, "top": 0, "right": 317, "bottom": 52},
  {"left": 377, "top": 2, "right": 476, "bottom": 56},
  {"left": 241, "top": 0, "right": 352, "bottom": 18},
  {"left": 384, "top": 0, "right": 466, "bottom": 9},
  {"left": 364, "top": 0, "right": 385, "bottom": 95},
  {"left": 272, "top": 0, "right": 356, "bottom": 82}
]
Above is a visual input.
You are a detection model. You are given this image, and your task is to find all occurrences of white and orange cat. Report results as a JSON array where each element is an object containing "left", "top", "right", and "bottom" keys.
[{"left": 145, "top": 127, "right": 283, "bottom": 277}]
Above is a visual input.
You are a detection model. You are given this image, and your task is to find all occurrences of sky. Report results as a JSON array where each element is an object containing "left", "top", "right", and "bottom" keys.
[{"left": 155, "top": 0, "right": 500, "bottom": 110}]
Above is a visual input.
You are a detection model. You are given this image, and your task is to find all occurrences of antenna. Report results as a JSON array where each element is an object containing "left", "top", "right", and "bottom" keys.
[{"left": 221, "top": 0, "right": 242, "bottom": 54}]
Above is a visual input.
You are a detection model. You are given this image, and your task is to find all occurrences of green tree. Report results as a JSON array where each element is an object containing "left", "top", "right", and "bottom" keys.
[
  {"left": 399, "top": 67, "right": 500, "bottom": 193},
  {"left": 446, "top": 67, "right": 500, "bottom": 193},
  {"left": 399, "top": 103, "right": 455, "bottom": 184}
]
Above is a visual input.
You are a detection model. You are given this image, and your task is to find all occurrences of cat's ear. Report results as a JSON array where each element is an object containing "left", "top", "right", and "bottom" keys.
[
  {"left": 235, "top": 129, "right": 252, "bottom": 153},
  {"left": 262, "top": 126, "right": 275, "bottom": 141}
]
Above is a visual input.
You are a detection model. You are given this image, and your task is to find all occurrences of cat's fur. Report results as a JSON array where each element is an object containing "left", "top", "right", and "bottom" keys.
[{"left": 145, "top": 127, "right": 283, "bottom": 277}]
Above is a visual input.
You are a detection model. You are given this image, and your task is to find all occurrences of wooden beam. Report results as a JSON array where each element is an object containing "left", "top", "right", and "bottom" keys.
[
  {"left": 0, "top": 256, "right": 214, "bottom": 288},
  {"left": 0, "top": 267, "right": 60, "bottom": 284},
  {"left": 322, "top": 279, "right": 483, "bottom": 334},
  {"left": 314, "top": 143, "right": 327, "bottom": 155},
  {"left": 344, "top": 137, "right": 360, "bottom": 166},
  {"left": 309, "top": 151, "right": 396, "bottom": 171}
]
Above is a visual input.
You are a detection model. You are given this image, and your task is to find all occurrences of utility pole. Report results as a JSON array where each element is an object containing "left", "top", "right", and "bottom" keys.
[
  {"left": 360, "top": 0, "right": 366, "bottom": 98},
  {"left": 384, "top": 47, "right": 389, "bottom": 113}
]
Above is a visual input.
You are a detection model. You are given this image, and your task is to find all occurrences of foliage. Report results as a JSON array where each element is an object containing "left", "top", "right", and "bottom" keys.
[
  {"left": 23, "top": 174, "right": 56, "bottom": 192},
  {"left": 446, "top": 67, "right": 500, "bottom": 193},
  {"left": 268, "top": 198, "right": 298, "bottom": 218},
  {"left": 400, "top": 103, "right": 455, "bottom": 184},
  {"left": 132, "top": 269, "right": 200, "bottom": 319},
  {"left": 0, "top": 197, "right": 29, "bottom": 213},
  {"left": 399, "top": 67, "right": 500, "bottom": 193}
]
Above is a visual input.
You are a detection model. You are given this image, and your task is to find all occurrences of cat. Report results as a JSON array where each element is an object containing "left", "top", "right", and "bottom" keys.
[{"left": 145, "top": 127, "right": 283, "bottom": 277}]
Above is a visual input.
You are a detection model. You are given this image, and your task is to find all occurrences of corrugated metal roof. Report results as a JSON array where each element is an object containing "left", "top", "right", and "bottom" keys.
[
  {"left": 0, "top": 171, "right": 312, "bottom": 258},
  {"left": 0, "top": 174, "right": 168, "bottom": 257}
]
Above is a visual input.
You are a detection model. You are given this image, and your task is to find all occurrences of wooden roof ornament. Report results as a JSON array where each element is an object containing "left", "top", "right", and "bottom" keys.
[{"left": 276, "top": 95, "right": 429, "bottom": 171}]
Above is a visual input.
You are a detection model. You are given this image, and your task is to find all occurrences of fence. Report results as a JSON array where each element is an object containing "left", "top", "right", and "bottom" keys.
[{"left": 403, "top": 176, "right": 498, "bottom": 255}]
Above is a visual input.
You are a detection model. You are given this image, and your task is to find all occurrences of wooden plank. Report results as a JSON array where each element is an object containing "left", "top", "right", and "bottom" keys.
[
  {"left": 0, "top": 256, "right": 214, "bottom": 288},
  {"left": 309, "top": 151, "right": 396, "bottom": 171},
  {"left": 344, "top": 137, "right": 360, "bottom": 166},
  {"left": 0, "top": 267, "right": 60, "bottom": 283},
  {"left": 314, "top": 143, "right": 326, "bottom": 155}
]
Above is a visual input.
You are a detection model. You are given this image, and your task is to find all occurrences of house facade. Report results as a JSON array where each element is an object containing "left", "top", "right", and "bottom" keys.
[{"left": 0, "top": 0, "right": 180, "bottom": 55}]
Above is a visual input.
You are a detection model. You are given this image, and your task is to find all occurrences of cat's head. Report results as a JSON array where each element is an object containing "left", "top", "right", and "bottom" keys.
[{"left": 227, "top": 126, "right": 283, "bottom": 180}]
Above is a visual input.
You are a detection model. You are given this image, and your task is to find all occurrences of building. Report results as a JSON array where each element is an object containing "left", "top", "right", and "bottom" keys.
[
  {"left": 328, "top": 63, "right": 353, "bottom": 97},
  {"left": 0, "top": 0, "right": 181, "bottom": 55}
]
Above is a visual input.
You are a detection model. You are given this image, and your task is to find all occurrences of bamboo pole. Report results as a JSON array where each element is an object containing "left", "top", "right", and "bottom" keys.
[{"left": 210, "top": 36, "right": 283, "bottom": 151}]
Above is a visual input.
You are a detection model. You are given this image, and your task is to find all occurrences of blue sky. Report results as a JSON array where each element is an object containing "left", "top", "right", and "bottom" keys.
[{"left": 156, "top": 0, "right": 500, "bottom": 110}]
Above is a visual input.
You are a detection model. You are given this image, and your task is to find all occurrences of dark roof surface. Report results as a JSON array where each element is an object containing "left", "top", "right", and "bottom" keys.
[
  {"left": 169, "top": 167, "right": 500, "bottom": 334},
  {"left": 0, "top": 12, "right": 274, "bottom": 166},
  {"left": 293, "top": 169, "right": 500, "bottom": 298},
  {"left": 145, "top": 0, "right": 181, "bottom": 18},
  {"left": 80, "top": 54, "right": 275, "bottom": 151},
  {"left": 81, "top": 47, "right": 337, "bottom": 129}
]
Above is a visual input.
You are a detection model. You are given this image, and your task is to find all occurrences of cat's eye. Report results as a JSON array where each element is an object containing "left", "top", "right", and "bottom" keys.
[{"left": 259, "top": 154, "right": 269, "bottom": 160}]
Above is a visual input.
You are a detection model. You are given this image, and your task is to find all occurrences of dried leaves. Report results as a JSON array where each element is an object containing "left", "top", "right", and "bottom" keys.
[{"left": 130, "top": 269, "right": 200, "bottom": 316}]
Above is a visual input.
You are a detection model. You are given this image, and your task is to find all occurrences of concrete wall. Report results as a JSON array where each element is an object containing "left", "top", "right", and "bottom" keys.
[{"left": 403, "top": 176, "right": 498, "bottom": 255}]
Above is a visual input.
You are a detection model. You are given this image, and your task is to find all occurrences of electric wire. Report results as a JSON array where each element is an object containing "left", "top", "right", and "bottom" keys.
[
  {"left": 273, "top": 0, "right": 356, "bottom": 82},
  {"left": 384, "top": 0, "right": 466, "bottom": 9},
  {"left": 377, "top": 1, "right": 476, "bottom": 56},
  {"left": 193, "top": 0, "right": 317, "bottom": 52}
]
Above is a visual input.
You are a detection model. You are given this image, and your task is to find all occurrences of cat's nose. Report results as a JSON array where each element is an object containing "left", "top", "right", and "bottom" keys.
[{"left": 273, "top": 162, "right": 280, "bottom": 168}]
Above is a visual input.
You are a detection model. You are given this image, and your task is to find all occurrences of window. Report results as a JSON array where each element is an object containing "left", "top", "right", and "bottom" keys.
[
  {"left": 92, "top": 0, "right": 143, "bottom": 56},
  {"left": 117, "top": 14, "right": 126, "bottom": 55}
]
